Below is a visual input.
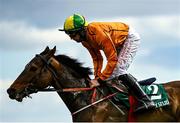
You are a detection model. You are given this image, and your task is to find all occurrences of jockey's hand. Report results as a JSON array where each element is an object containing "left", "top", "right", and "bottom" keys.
[{"left": 90, "top": 79, "right": 100, "bottom": 88}]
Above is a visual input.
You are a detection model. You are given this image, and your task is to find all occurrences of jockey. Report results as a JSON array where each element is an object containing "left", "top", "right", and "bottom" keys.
[{"left": 59, "top": 14, "right": 155, "bottom": 112}]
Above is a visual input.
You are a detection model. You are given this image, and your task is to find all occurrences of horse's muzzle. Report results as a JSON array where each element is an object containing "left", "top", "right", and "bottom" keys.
[
  {"left": 7, "top": 87, "right": 27, "bottom": 102},
  {"left": 7, "top": 88, "right": 17, "bottom": 100}
]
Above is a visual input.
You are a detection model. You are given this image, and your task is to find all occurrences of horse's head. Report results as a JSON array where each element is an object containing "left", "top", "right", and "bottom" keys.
[{"left": 7, "top": 46, "right": 58, "bottom": 102}]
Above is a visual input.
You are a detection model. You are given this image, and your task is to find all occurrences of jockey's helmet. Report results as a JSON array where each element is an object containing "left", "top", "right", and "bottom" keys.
[{"left": 59, "top": 14, "right": 88, "bottom": 34}]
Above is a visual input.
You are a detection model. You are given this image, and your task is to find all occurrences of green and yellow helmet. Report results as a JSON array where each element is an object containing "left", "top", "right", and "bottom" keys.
[{"left": 59, "top": 14, "right": 88, "bottom": 33}]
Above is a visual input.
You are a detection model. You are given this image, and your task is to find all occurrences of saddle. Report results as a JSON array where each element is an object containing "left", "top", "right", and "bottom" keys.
[{"left": 106, "top": 77, "right": 169, "bottom": 109}]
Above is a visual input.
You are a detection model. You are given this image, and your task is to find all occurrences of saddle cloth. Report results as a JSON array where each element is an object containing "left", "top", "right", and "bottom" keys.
[{"left": 110, "top": 84, "right": 169, "bottom": 108}]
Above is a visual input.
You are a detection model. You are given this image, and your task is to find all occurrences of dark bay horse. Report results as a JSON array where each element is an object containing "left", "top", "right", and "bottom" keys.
[{"left": 7, "top": 46, "right": 180, "bottom": 122}]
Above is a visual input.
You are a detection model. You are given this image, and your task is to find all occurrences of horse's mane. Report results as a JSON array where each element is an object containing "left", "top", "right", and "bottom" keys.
[{"left": 55, "top": 55, "right": 92, "bottom": 78}]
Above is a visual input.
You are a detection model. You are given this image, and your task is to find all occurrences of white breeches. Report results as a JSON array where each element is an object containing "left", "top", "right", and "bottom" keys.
[{"left": 108, "top": 26, "right": 140, "bottom": 80}]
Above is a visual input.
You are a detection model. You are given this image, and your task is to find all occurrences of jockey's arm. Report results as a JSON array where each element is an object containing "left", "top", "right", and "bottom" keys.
[
  {"left": 95, "top": 32, "right": 118, "bottom": 80},
  {"left": 81, "top": 42, "right": 103, "bottom": 79}
]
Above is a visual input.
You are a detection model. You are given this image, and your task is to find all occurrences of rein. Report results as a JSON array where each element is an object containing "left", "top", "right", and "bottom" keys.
[{"left": 38, "top": 86, "right": 93, "bottom": 92}]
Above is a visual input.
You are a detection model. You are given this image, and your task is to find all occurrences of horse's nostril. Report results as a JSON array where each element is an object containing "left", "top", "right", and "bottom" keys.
[{"left": 7, "top": 88, "right": 16, "bottom": 99}]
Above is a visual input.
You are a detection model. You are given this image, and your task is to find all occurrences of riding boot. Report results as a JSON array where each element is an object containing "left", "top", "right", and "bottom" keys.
[{"left": 118, "top": 74, "right": 155, "bottom": 112}]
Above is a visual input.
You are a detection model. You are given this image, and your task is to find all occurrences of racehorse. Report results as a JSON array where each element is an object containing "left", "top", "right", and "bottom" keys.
[{"left": 7, "top": 46, "right": 180, "bottom": 122}]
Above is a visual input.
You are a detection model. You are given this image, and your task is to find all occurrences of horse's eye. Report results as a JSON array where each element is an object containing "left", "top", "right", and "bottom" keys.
[{"left": 29, "top": 66, "right": 38, "bottom": 72}]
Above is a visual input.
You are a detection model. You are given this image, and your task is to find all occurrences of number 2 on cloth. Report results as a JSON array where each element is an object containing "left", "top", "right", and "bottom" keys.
[{"left": 147, "top": 85, "right": 162, "bottom": 100}]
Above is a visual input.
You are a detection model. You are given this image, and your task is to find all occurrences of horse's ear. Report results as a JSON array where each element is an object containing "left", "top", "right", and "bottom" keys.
[
  {"left": 52, "top": 46, "right": 56, "bottom": 51},
  {"left": 47, "top": 46, "right": 56, "bottom": 57},
  {"left": 40, "top": 46, "right": 50, "bottom": 55}
]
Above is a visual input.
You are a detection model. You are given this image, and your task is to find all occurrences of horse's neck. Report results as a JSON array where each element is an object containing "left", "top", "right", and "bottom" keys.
[{"left": 53, "top": 64, "right": 90, "bottom": 113}]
